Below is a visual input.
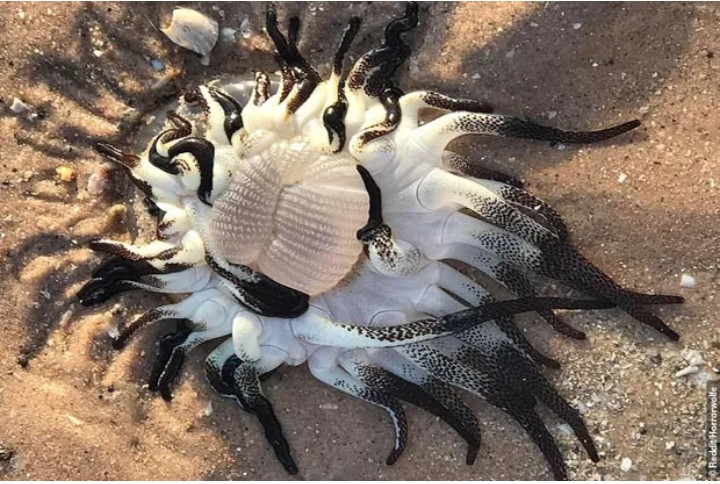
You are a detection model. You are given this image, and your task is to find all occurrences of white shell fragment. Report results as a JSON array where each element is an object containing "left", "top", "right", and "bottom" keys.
[
  {"left": 679, "top": 273, "right": 696, "bottom": 288},
  {"left": 681, "top": 348, "right": 704, "bottom": 366},
  {"left": 161, "top": 8, "right": 218, "bottom": 66},
  {"left": 10, "top": 97, "right": 28, "bottom": 114},
  {"left": 620, "top": 457, "right": 633, "bottom": 472},
  {"left": 675, "top": 365, "right": 699, "bottom": 378}
]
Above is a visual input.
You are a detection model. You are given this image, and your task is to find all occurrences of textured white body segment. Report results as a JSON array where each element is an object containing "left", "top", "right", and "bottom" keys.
[{"left": 209, "top": 140, "right": 369, "bottom": 296}]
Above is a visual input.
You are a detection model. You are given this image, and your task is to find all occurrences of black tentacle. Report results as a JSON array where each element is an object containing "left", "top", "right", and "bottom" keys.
[
  {"left": 208, "top": 88, "right": 244, "bottom": 141},
  {"left": 347, "top": 2, "right": 419, "bottom": 97},
  {"left": 148, "top": 320, "right": 194, "bottom": 400},
  {"left": 357, "top": 364, "right": 481, "bottom": 465},
  {"left": 221, "top": 356, "right": 299, "bottom": 474},
  {"left": 266, "top": 6, "right": 321, "bottom": 114},
  {"left": 323, "top": 16, "right": 361, "bottom": 151},
  {"left": 355, "top": 164, "right": 384, "bottom": 238},
  {"left": 536, "top": 241, "right": 680, "bottom": 340},
  {"left": 485, "top": 116, "right": 641, "bottom": 145},
  {"left": 166, "top": 137, "right": 215, "bottom": 205},
  {"left": 206, "top": 256, "right": 309, "bottom": 319}
]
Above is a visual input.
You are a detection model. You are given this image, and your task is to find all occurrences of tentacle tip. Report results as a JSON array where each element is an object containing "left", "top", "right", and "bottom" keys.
[
  {"left": 77, "top": 295, "right": 103, "bottom": 307},
  {"left": 283, "top": 459, "right": 299, "bottom": 475},
  {"left": 406, "top": 1, "right": 419, "bottom": 17},
  {"left": 94, "top": 141, "right": 115, "bottom": 154},
  {"left": 385, "top": 452, "right": 401, "bottom": 466},
  {"left": 159, "top": 387, "right": 174, "bottom": 402},
  {"left": 544, "top": 358, "right": 562, "bottom": 370},
  {"left": 570, "top": 330, "right": 587, "bottom": 341},
  {"left": 76, "top": 283, "right": 103, "bottom": 307},
  {"left": 465, "top": 446, "right": 479, "bottom": 466}
]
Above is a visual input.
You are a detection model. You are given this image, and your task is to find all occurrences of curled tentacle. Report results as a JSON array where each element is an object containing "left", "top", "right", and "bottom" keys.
[
  {"left": 322, "top": 16, "right": 362, "bottom": 152},
  {"left": 346, "top": 2, "right": 419, "bottom": 97},
  {"left": 220, "top": 354, "right": 299, "bottom": 474}
]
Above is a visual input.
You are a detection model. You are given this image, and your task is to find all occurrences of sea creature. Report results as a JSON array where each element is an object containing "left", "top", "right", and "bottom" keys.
[{"left": 77, "top": 4, "right": 682, "bottom": 479}]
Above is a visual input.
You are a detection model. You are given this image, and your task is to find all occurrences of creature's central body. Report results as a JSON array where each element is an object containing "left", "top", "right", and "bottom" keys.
[{"left": 210, "top": 140, "right": 369, "bottom": 295}]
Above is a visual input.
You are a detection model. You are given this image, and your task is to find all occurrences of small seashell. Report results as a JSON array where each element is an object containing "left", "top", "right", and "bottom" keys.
[{"left": 161, "top": 8, "right": 218, "bottom": 66}]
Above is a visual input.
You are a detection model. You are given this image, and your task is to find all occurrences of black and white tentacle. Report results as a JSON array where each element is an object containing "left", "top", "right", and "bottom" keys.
[{"left": 76, "top": 3, "right": 682, "bottom": 480}]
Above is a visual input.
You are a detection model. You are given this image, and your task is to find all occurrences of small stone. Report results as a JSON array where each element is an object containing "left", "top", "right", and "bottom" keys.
[
  {"left": 87, "top": 166, "right": 115, "bottom": 196},
  {"left": 505, "top": 48, "right": 515, "bottom": 59},
  {"left": 150, "top": 58, "right": 165, "bottom": 71},
  {"left": 10, "top": 97, "right": 28, "bottom": 114},
  {"left": 56, "top": 166, "right": 76, "bottom": 182},
  {"left": 106, "top": 326, "right": 120, "bottom": 340},
  {"left": 620, "top": 457, "right": 633, "bottom": 472},
  {"left": 240, "top": 17, "right": 252, "bottom": 39},
  {"left": 665, "top": 441, "right": 676, "bottom": 451},
  {"left": 471, "top": 73, "right": 481, "bottom": 80},
  {"left": 93, "top": 49, "right": 104, "bottom": 57},
  {"left": 319, "top": 403, "right": 338, "bottom": 410},
  {"left": 203, "top": 400, "right": 213, "bottom": 417},
  {"left": 617, "top": 173, "right": 628, "bottom": 184},
  {"left": 106, "top": 204, "right": 127, "bottom": 227},
  {"left": 547, "top": 111, "right": 557, "bottom": 120},
  {"left": 221, "top": 27, "right": 237, "bottom": 43},
  {"left": 65, "top": 414, "right": 83, "bottom": 426},
  {"left": 17, "top": 11, "right": 25, "bottom": 20},
  {"left": 638, "top": 106, "right": 650, "bottom": 114},
  {"left": 59, "top": 309, "right": 73, "bottom": 329},
  {"left": 572, "top": 23, "right": 582, "bottom": 30},
  {"left": 679, "top": 274, "right": 696, "bottom": 288}
]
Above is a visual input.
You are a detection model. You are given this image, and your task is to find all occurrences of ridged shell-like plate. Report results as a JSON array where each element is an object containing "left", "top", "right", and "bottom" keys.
[{"left": 209, "top": 141, "right": 369, "bottom": 296}]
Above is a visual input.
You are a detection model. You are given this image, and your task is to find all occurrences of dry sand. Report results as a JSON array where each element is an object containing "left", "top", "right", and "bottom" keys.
[{"left": 0, "top": 2, "right": 718, "bottom": 480}]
